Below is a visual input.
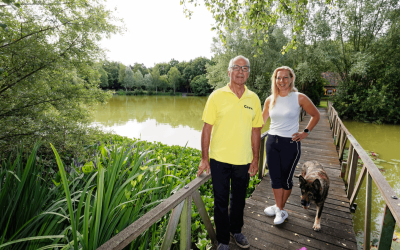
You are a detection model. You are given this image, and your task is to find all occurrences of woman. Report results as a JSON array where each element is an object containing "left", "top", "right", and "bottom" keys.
[{"left": 262, "top": 66, "right": 320, "bottom": 225}]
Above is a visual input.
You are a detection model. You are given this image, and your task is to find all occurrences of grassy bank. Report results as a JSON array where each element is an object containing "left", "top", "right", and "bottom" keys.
[{"left": 0, "top": 134, "right": 260, "bottom": 250}]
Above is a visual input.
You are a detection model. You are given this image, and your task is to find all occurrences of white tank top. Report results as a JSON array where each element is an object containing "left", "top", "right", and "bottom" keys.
[{"left": 268, "top": 92, "right": 301, "bottom": 138}]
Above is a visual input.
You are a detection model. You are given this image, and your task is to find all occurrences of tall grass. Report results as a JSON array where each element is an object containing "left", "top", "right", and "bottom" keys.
[{"left": 0, "top": 135, "right": 260, "bottom": 249}]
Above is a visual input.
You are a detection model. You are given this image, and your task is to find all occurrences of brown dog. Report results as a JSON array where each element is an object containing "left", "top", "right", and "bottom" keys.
[{"left": 299, "top": 160, "right": 330, "bottom": 231}]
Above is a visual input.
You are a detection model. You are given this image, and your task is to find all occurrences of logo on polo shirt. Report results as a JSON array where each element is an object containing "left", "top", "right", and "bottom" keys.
[{"left": 244, "top": 105, "right": 253, "bottom": 110}]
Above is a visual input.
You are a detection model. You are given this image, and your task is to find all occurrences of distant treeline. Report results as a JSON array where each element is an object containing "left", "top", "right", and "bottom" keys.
[{"left": 97, "top": 57, "right": 213, "bottom": 96}]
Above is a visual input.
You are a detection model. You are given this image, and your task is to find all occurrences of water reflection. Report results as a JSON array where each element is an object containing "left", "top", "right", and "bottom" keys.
[{"left": 92, "top": 95, "right": 271, "bottom": 149}]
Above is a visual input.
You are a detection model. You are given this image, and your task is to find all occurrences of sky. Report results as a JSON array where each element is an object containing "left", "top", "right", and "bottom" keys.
[{"left": 100, "top": 0, "right": 217, "bottom": 68}]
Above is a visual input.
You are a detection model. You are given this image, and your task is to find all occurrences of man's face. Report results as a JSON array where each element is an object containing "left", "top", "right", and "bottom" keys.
[{"left": 228, "top": 58, "right": 249, "bottom": 86}]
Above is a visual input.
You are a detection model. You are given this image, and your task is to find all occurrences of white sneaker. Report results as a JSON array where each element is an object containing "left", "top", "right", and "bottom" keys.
[
  {"left": 264, "top": 204, "right": 278, "bottom": 216},
  {"left": 274, "top": 209, "right": 288, "bottom": 225}
]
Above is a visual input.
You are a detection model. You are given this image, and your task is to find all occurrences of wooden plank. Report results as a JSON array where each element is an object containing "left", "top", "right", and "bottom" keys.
[
  {"left": 180, "top": 196, "right": 191, "bottom": 250},
  {"left": 97, "top": 173, "right": 211, "bottom": 250},
  {"left": 192, "top": 190, "right": 217, "bottom": 244},
  {"left": 245, "top": 199, "right": 355, "bottom": 241},
  {"left": 349, "top": 165, "right": 367, "bottom": 206},
  {"left": 364, "top": 172, "right": 372, "bottom": 250},
  {"left": 378, "top": 205, "right": 396, "bottom": 250},
  {"left": 243, "top": 216, "right": 352, "bottom": 250},
  {"left": 160, "top": 200, "right": 185, "bottom": 250}
]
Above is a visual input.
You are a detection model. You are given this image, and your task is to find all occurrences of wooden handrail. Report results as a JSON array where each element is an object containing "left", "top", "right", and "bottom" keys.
[
  {"left": 328, "top": 101, "right": 400, "bottom": 250},
  {"left": 97, "top": 174, "right": 212, "bottom": 250}
]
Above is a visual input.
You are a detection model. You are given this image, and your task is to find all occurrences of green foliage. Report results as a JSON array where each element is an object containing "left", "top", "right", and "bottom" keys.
[
  {"left": 0, "top": 0, "right": 122, "bottom": 152},
  {"left": 181, "top": 0, "right": 333, "bottom": 54},
  {"left": 0, "top": 134, "right": 261, "bottom": 249},
  {"left": 168, "top": 66, "right": 182, "bottom": 95},
  {"left": 133, "top": 70, "right": 144, "bottom": 89},
  {"left": 191, "top": 74, "right": 211, "bottom": 96},
  {"left": 122, "top": 67, "right": 135, "bottom": 91}
]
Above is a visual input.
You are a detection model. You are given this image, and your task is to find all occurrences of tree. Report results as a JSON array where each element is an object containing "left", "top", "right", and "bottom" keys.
[
  {"left": 133, "top": 70, "right": 144, "bottom": 89},
  {"left": 151, "top": 65, "right": 161, "bottom": 94},
  {"left": 118, "top": 63, "right": 126, "bottom": 84},
  {"left": 123, "top": 67, "right": 135, "bottom": 91},
  {"left": 143, "top": 73, "right": 153, "bottom": 90},
  {"left": 159, "top": 75, "right": 169, "bottom": 92},
  {"left": 98, "top": 65, "right": 109, "bottom": 88},
  {"left": 181, "top": 0, "right": 333, "bottom": 54},
  {"left": 167, "top": 67, "right": 181, "bottom": 95},
  {"left": 0, "top": 0, "right": 121, "bottom": 152},
  {"left": 190, "top": 74, "right": 211, "bottom": 96},
  {"left": 103, "top": 61, "right": 120, "bottom": 89},
  {"left": 132, "top": 63, "right": 149, "bottom": 76}
]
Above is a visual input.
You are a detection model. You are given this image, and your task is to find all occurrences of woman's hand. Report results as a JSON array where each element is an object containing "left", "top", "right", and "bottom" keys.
[{"left": 292, "top": 132, "right": 308, "bottom": 142}]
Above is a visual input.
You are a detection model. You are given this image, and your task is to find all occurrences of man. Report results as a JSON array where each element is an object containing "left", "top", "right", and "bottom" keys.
[{"left": 197, "top": 55, "right": 262, "bottom": 249}]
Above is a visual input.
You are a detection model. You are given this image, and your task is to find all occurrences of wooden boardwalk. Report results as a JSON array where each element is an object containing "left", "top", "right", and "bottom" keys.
[{"left": 229, "top": 107, "right": 357, "bottom": 250}]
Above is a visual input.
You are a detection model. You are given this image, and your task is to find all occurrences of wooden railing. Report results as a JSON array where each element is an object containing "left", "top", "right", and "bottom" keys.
[
  {"left": 328, "top": 101, "right": 400, "bottom": 250},
  {"left": 98, "top": 106, "right": 307, "bottom": 250},
  {"left": 97, "top": 174, "right": 215, "bottom": 250}
]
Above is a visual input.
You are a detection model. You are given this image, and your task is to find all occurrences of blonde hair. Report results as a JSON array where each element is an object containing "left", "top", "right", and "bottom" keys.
[{"left": 269, "top": 66, "right": 298, "bottom": 111}]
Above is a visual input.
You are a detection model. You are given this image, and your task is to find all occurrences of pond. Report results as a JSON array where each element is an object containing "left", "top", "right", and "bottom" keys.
[
  {"left": 91, "top": 95, "right": 400, "bottom": 249},
  {"left": 342, "top": 120, "right": 400, "bottom": 249},
  {"left": 91, "top": 95, "right": 270, "bottom": 149}
]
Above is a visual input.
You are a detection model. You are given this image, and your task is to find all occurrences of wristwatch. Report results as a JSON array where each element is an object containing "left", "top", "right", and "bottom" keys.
[{"left": 304, "top": 128, "right": 311, "bottom": 135}]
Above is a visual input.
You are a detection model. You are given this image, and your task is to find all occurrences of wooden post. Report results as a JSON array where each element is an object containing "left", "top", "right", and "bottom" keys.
[
  {"left": 335, "top": 125, "right": 340, "bottom": 145},
  {"left": 180, "top": 196, "right": 192, "bottom": 250},
  {"left": 364, "top": 172, "right": 372, "bottom": 250},
  {"left": 349, "top": 165, "right": 367, "bottom": 205},
  {"left": 192, "top": 190, "right": 217, "bottom": 244},
  {"left": 258, "top": 137, "right": 266, "bottom": 179},
  {"left": 347, "top": 148, "right": 359, "bottom": 199},
  {"left": 338, "top": 130, "right": 348, "bottom": 161},
  {"left": 377, "top": 205, "right": 396, "bottom": 250},
  {"left": 340, "top": 161, "right": 347, "bottom": 179},
  {"left": 344, "top": 143, "right": 354, "bottom": 183},
  {"left": 160, "top": 200, "right": 185, "bottom": 250}
]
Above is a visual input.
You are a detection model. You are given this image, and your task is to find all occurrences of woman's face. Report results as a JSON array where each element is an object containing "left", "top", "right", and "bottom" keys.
[{"left": 275, "top": 69, "right": 292, "bottom": 92}]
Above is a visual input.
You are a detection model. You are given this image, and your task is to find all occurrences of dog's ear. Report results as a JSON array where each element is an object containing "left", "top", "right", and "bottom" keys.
[
  {"left": 313, "top": 179, "right": 322, "bottom": 191},
  {"left": 299, "top": 175, "right": 306, "bottom": 185}
]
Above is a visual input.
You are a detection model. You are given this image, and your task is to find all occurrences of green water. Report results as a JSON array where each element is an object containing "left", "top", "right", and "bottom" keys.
[
  {"left": 91, "top": 96, "right": 400, "bottom": 249},
  {"left": 91, "top": 95, "right": 270, "bottom": 149},
  {"left": 342, "top": 120, "right": 400, "bottom": 249}
]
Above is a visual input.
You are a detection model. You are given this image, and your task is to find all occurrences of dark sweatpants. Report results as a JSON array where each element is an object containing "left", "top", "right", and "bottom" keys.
[
  {"left": 210, "top": 158, "right": 250, "bottom": 245},
  {"left": 265, "top": 134, "right": 301, "bottom": 190}
]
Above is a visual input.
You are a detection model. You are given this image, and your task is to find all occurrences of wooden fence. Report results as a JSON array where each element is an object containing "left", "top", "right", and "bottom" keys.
[{"left": 328, "top": 101, "right": 400, "bottom": 250}]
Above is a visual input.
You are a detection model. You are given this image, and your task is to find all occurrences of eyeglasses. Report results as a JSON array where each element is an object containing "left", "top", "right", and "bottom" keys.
[
  {"left": 276, "top": 77, "right": 290, "bottom": 81},
  {"left": 231, "top": 65, "right": 250, "bottom": 72}
]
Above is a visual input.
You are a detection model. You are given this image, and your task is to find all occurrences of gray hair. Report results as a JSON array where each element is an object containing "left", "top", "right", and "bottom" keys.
[{"left": 228, "top": 55, "right": 250, "bottom": 72}]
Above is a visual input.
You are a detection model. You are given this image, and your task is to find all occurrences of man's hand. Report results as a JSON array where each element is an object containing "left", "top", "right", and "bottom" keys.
[
  {"left": 249, "top": 160, "right": 258, "bottom": 177},
  {"left": 197, "top": 158, "right": 210, "bottom": 177}
]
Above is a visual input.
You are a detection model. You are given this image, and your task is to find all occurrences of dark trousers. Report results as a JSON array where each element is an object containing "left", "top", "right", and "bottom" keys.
[
  {"left": 265, "top": 134, "right": 301, "bottom": 190},
  {"left": 210, "top": 158, "right": 250, "bottom": 245}
]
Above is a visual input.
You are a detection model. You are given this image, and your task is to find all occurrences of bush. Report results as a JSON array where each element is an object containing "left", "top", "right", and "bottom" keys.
[
  {"left": 137, "top": 89, "right": 144, "bottom": 95},
  {"left": 126, "top": 91, "right": 134, "bottom": 95},
  {"left": 190, "top": 75, "right": 211, "bottom": 96},
  {"left": 168, "top": 90, "right": 174, "bottom": 95},
  {"left": 147, "top": 90, "right": 154, "bottom": 95},
  {"left": 117, "top": 90, "right": 126, "bottom": 95}
]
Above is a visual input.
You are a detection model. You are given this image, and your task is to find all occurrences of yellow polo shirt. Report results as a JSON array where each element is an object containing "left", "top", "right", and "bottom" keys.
[{"left": 202, "top": 83, "right": 263, "bottom": 165}]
